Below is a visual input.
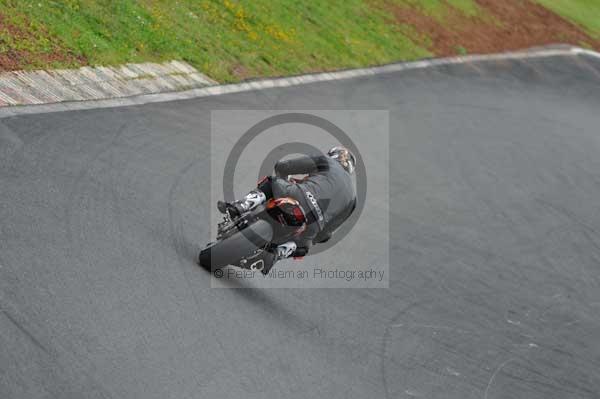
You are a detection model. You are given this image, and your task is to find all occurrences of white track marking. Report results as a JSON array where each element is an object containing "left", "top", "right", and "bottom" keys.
[
  {"left": 484, "top": 358, "right": 517, "bottom": 399},
  {"left": 0, "top": 46, "right": 598, "bottom": 118},
  {"left": 573, "top": 48, "right": 600, "bottom": 59}
]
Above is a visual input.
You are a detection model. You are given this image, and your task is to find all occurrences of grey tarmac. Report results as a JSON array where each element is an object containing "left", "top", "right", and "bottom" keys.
[{"left": 1, "top": 50, "right": 600, "bottom": 398}]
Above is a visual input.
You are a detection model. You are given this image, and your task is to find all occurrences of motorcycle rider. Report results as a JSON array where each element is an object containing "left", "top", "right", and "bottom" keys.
[{"left": 218, "top": 146, "right": 357, "bottom": 266}]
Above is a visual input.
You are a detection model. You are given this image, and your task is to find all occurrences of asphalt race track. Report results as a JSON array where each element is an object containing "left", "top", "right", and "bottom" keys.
[{"left": 2, "top": 52, "right": 600, "bottom": 398}]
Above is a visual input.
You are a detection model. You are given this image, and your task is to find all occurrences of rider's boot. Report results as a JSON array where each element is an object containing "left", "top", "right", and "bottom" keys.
[{"left": 217, "top": 190, "right": 266, "bottom": 218}]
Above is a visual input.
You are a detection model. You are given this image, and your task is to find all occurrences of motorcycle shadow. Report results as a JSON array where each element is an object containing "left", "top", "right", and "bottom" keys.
[{"left": 199, "top": 264, "right": 313, "bottom": 329}]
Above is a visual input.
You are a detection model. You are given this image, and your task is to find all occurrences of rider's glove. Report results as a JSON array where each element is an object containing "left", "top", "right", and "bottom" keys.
[{"left": 275, "top": 241, "right": 297, "bottom": 260}]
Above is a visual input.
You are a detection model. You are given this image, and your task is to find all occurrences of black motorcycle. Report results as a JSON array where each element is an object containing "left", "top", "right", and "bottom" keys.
[{"left": 199, "top": 183, "right": 307, "bottom": 274}]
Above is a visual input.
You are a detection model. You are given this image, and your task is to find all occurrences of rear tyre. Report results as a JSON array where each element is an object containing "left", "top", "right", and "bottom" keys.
[{"left": 198, "top": 219, "right": 273, "bottom": 271}]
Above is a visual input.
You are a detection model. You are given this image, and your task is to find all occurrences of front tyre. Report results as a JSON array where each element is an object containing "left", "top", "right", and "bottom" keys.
[{"left": 198, "top": 219, "right": 273, "bottom": 271}]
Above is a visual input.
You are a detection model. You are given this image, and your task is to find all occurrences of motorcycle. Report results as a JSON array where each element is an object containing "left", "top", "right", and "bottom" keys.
[{"left": 199, "top": 178, "right": 307, "bottom": 274}]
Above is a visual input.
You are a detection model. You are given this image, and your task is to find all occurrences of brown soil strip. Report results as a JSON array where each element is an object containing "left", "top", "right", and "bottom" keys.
[
  {"left": 0, "top": 13, "right": 86, "bottom": 71},
  {"left": 378, "top": 0, "right": 600, "bottom": 56}
]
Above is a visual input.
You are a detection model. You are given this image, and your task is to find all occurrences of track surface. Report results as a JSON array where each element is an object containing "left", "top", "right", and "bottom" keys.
[{"left": 2, "top": 54, "right": 600, "bottom": 398}]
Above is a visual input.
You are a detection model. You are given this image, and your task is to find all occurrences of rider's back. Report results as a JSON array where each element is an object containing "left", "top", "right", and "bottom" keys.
[{"left": 297, "top": 156, "right": 356, "bottom": 228}]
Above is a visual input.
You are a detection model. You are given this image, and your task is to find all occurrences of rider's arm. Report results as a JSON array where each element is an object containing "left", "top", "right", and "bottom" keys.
[
  {"left": 291, "top": 222, "right": 320, "bottom": 257},
  {"left": 292, "top": 238, "right": 312, "bottom": 257},
  {"left": 292, "top": 231, "right": 331, "bottom": 256},
  {"left": 313, "top": 230, "right": 332, "bottom": 244},
  {"left": 274, "top": 155, "right": 329, "bottom": 178}
]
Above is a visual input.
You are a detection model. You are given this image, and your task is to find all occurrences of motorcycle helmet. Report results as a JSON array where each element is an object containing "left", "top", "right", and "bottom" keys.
[{"left": 327, "top": 146, "right": 356, "bottom": 175}]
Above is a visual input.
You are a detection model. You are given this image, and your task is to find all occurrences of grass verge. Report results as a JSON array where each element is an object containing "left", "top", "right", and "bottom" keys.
[
  {"left": 0, "top": 0, "right": 431, "bottom": 82},
  {"left": 534, "top": 0, "right": 600, "bottom": 38},
  {"left": 0, "top": 1, "right": 599, "bottom": 83}
]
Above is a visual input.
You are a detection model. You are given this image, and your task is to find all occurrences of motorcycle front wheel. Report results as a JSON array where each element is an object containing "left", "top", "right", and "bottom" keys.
[{"left": 198, "top": 219, "right": 273, "bottom": 271}]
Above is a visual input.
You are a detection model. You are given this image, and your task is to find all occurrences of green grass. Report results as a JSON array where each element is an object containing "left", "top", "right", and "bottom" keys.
[
  {"left": 0, "top": 8, "right": 83, "bottom": 69},
  {"left": 0, "top": 13, "right": 50, "bottom": 54},
  {"left": 398, "top": 0, "right": 480, "bottom": 19},
  {"left": 1, "top": 0, "right": 597, "bottom": 82},
  {"left": 534, "top": 0, "right": 600, "bottom": 38},
  {"left": 0, "top": 0, "right": 431, "bottom": 82}
]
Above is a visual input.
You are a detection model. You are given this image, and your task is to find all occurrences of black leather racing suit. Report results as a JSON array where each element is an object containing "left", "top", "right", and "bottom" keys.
[{"left": 258, "top": 155, "right": 357, "bottom": 256}]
